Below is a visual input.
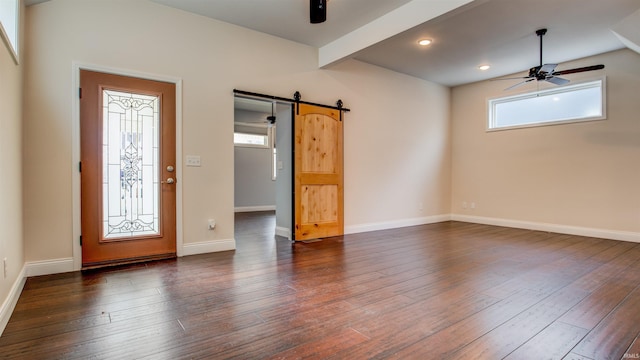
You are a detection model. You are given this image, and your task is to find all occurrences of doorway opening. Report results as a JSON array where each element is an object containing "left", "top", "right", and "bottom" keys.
[{"left": 233, "top": 96, "right": 293, "bottom": 243}]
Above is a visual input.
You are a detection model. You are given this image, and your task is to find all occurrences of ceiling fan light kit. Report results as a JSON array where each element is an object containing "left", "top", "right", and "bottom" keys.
[
  {"left": 499, "top": 28, "right": 605, "bottom": 91},
  {"left": 310, "top": 0, "right": 327, "bottom": 24}
]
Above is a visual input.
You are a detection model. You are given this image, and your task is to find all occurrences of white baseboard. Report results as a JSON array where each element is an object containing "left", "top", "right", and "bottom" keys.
[
  {"left": 25, "top": 258, "right": 75, "bottom": 277},
  {"left": 0, "top": 265, "right": 26, "bottom": 336},
  {"left": 182, "top": 238, "right": 236, "bottom": 256},
  {"left": 234, "top": 206, "right": 276, "bottom": 213},
  {"left": 451, "top": 214, "right": 640, "bottom": 243},
  {"left": 275, "top": 226, "right": 291, "bottom": 239},
  {"left": 345, "top": 214, "right": 451, "bottom": 235}
]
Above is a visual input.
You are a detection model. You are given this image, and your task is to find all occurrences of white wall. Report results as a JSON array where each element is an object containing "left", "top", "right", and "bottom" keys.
[
  {"left": 233, "top": 109, "right": 276, "bottom": 211},
  {"left": 451, "top": 49, "right": 640, "bottom": 239},
  {"left": 23, "top": 0, "right": 452, "bottom": 265},
  {"left": 0, "top": 0, "right": 24, "bottom": 334},
  {"left": 234, "top": 146, "right": 275, "bottom": 209},
  {"left": 333, "top": 60, "right": 452, "bottom": 233},
  {"left": 234, "top": 109, "right": 276, "bottom": 210}
]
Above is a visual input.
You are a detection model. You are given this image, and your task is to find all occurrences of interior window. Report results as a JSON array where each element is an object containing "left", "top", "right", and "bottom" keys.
[
  {"left": 234, "top": 132, "right": 269, "bottom": 147},
  {"left": 488, "top": 79, "right": 605, "bottom": 131},
  {"left": 0, "top": 0, "right": 19, "bottom": 62}
]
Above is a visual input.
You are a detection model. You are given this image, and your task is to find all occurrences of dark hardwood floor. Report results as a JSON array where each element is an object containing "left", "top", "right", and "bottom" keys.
[{"left": 2, "top": 212, "right": 640, "bottom": 359}]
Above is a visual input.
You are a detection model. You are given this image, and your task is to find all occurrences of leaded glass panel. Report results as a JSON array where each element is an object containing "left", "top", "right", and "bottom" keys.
[{"left": 102, "top": 89, "right": 160, "bottom": 239}]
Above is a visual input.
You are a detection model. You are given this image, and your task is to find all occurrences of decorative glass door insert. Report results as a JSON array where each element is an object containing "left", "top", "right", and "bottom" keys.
[{"left": 102, "top": 89, "right": 160, "bottom": 240}]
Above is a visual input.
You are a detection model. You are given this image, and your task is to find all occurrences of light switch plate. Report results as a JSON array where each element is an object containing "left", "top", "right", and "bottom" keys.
[{"left": 186, "top": 155, "right": 201, "bottom": 167}]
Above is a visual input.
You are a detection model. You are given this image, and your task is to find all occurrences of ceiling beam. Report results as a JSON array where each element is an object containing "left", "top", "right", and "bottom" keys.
[
  {"left": 611, "top": 9, "right": 640, "bottom": 55},
  {"left": 318, "top": 0, "right": 476, "bottom": 68}
]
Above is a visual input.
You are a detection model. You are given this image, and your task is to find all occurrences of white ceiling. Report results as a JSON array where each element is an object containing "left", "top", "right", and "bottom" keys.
[
  {"left": 234, "top": 97, "right": 274, "bottom": 115},
  {"left": 27, "top": 0, "right": 640, "bottom": 87},
  {"left": 150, "top": 0, "right": 414, "bottom": 48},
  {"left": 146, "top": 0, "right": 639, "bottom": 87},
  {"left": 353, "top": 0, "right": 640, "bottom": 86}
]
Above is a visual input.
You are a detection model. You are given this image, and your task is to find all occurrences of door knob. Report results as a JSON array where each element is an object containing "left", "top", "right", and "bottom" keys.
[
  {"left": 162, "top": 178, "right": 175, "bottom": 184},
  {"left": 166, "top": 165, "right": 174, "bottom": 172}
]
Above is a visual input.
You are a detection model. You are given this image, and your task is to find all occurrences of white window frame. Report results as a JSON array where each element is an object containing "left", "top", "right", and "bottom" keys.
[
  {"left": 0, "top": 0, "right": 19, "bottom": 64},
  {"left": 234, "top": 132, "right": 269, "bottom": 148},
  {"left": 487, "top": 78, "right": 606, "bottom": 131}
]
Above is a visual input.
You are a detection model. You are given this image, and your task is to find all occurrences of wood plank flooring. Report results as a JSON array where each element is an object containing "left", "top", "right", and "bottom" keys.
[{"left": 2, "top": 212, "right": 640, "bottom": 359}]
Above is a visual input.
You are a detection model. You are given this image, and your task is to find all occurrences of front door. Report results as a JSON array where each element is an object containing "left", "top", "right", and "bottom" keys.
[
  {"left": 294, "top": 103, "right": 344, "bottom": 241},
  {"left": 80, "top": 70, "right": 177, "bottom": 268}
]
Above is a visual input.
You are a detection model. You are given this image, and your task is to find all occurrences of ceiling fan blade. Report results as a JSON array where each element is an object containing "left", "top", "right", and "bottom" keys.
[
  {"left": 553, "top": 64, "right": 605, "bottom": 76},
  {"left": 491, "top": 76, "right": 532, "bottom": 81},
  {"left": 545, "top": 76, "right": 569, "bottom": 86},
  {"left": 539, "top": 63, "right": 557, "bottom": 75},
  {"left": 505, "top": 78, "right": 535, "bottom": 91}
]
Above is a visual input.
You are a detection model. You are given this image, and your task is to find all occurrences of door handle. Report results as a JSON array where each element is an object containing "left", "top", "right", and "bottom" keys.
[{"left": 162, "top": 178, "right": 175, "bottom": 184}]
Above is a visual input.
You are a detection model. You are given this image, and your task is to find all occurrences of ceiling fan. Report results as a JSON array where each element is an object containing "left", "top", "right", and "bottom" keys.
[
  {"left": 266, "top": 101, "right": 276, "bottom": 126},
  {"left": 234, "top": 100, "right": 276, "bottom": 129},
  {"left": 499, "top": 28, "right": 605, "bottom": 90}
]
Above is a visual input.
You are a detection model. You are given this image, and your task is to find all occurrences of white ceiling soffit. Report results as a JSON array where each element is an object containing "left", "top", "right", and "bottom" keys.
[
  {"left": 611, "top": 9, "right": 640, "bottom": 55},
  {"left": 318, "top": 0, "right": 477, "bottom": 67}
]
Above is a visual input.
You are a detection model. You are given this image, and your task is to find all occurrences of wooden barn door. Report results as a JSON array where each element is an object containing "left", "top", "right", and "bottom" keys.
[{"left": 294, "top": 103, "right": 344, "bottom": 241}]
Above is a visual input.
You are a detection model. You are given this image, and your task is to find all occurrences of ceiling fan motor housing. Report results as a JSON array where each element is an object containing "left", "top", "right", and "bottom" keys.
[
  {"left": 310, "top": 0, "right": 327, "bottom": 24},
  {"left": 529, "top": 66, "right": 541, "bottom": 78}
]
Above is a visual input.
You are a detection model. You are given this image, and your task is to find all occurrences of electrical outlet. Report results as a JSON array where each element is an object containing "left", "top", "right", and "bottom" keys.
[
  {"left": 462, "top": 201, "right": 467, "bottom": 209},
  {"left": 470, "top": 202, "right": 476, "bottom": 209},
  {"left": 419, "top": 202, "right": 423, "bottom": 211},
  {"left": 3, "top": 258, "right": 7, "bottom": 279}
]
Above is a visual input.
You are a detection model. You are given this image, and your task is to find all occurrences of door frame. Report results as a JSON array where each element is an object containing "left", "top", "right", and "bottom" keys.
[
  {"left": 233, "top": 97, "right": 294, "bottom": 239},
  {"left": 71, "top": 62, "right": 183, "bottom": 271},
  {"left": 232, "top": 90, "right": 350, "bottom": 242}
]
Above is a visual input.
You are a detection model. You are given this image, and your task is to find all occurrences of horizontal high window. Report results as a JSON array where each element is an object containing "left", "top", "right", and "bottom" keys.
[
  {"left": 234, "top": 132, "right": 269, "bottom": 147},
  {"left": 0, "top": 0, "right": 19, "bottom": 62},
  {"left": 488, "top": 79, "right": 606, "bottom": 131}
]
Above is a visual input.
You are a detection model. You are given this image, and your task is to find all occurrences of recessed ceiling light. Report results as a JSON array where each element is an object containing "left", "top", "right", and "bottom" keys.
[
  {"left": 478, "top": 65, "right": 491, "bottom": 71},
  {"left": 418, "top": 39, "right": 432, "bottom": 46}
]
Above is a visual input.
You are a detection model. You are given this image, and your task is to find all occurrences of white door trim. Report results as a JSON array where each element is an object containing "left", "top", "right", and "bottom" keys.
[{"left": 71, "top": 62, "right": 184, "bottom": 271}]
